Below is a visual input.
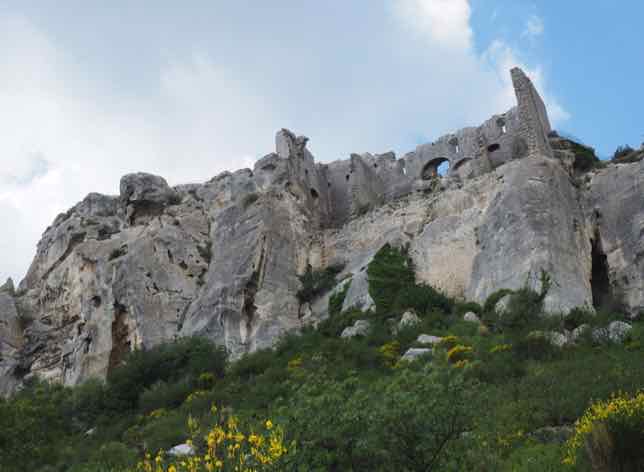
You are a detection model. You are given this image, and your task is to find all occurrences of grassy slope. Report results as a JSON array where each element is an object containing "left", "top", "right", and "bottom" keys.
[{"left": 1, "top": 245, "right": 643, "bottom": 471}]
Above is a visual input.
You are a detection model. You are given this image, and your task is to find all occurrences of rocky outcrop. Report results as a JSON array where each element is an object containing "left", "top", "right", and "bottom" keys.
[
  {"left": 1, "top": 67, "right": 642, "bottom": 392},
  {"left": 0, "top": 279, "right": 22, "bottom": 395},
  {"left": 585, "top": 160, "right": 644, "bottom": 315}
]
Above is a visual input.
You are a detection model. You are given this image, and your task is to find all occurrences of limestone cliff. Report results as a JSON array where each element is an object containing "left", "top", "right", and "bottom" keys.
[{"left": 1, "top": 68, "right": 642, "bottom": 394}]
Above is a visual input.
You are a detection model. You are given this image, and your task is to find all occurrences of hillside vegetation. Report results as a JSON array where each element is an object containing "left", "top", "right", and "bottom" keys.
[{"left": 1, "top": 245, "right": 643, "bottom": 471}]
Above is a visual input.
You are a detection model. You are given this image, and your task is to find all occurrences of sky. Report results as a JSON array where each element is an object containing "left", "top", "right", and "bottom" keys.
[{"left": 0, "top": 0, "right": 643, "bottom": 283}]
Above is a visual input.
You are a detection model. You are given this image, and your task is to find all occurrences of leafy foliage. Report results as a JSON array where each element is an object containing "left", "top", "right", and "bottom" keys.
[
  {"left": 105, "top": 337, "right": 227, "bottom": 412},
  {"left": 613, "top": 145, "right": 635, "bottom": 161},
  {"left": 279, "top": 360, "right": 475, "bottom": 470},
  {"left": 367, "top": 243, "right": 416, "bottom": 314},
  {"left": 2, "top": 270, "right": 643, "bottom": 471},
  {"left": 570, "top": 141, "right": 601, "bottom": 172},
  {"left": 296, "top": 264, "right": 345, "bottom": 303}
]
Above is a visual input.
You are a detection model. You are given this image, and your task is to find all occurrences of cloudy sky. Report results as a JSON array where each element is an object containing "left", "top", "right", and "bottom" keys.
[{"left": 1, "top": 0, "right": 643, "bottom": 283}]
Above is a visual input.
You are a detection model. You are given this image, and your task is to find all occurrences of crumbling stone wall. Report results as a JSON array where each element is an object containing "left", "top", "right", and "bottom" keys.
[{"left": 511, "top": 67, "right": 553, "bottom": 158}]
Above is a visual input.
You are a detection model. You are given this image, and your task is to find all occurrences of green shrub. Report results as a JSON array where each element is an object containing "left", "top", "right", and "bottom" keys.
[
  {"left": 328, "top": 280, "right": 350, "bottom": 317},
  {"left": 0, "top": 381, "right": 71, "bottom": 471},
  {"left": 613, "top": 145, "right": 635, "bottom": 161},
  {"left": 513, "top": 332, "right": 560, "bottom": 361},
  {"left": 317, "top": 307, "right": 364, "bottom": 337},
  {"left": 564, "top": 391, "right": 644, "bottom": 471},
  {"left": 483, "top": 288, "right": 514, "bottom": 317},
  {"left": 455, "top": 301, "right": 483, "bottom": 316},
  {"left": 472, "top": 346, "right": 525, "bottom": 384},
  {"left": 105, "top": 337, "right": 227, "bottom": 411},
  {"left": 367, "top": 244, "right": 415, "bottom": 314},
  {"left": 85, "top": 441, "right": 138, "bottom": 470},
  {"left": 280, "top": 360, "right": 475, "bottom": 470},
  {"left": 133, "top": 410, "right": 189, "bottom": 454},
  {"left": 501, "top": 443, "right": 566, "bottom": 471},
  {"left": 139, "top": 379, "right": 193, "bottom": 413},
  {"left": 296, "top": 264, "right": 345, "bottom": 303},
  {"left": 227, "top": 348, "right": 275, "bottom": 381},
  {"left": 570, "top": 141, "right": 601, "bottom": 172},
  {"left": 495, "top": 286, "right": 548, "bottom": 334},
  {"left": 564, "top": 306, "right": 594, "bottom": 330},
  {"left": 63, "top": 378, "right": 107, "bottom": 428},
  {"left": 393, "top": 283, "right": 453, "bottom": 315}
]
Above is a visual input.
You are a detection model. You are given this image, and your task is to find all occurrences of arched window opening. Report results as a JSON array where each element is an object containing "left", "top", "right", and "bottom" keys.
[
  {"left": 487, "top": 143, "right": 501, "bottom": 153},
  {"left": 310, "top": 188, "right": 319, "bottom": 199},
  {"left": 345, "top": 174, "right": 350, "bottom": 181},
  {"left": 421, "top": 158, "right": 450, "bottom": 180},
  {"left": 497, "top": 117, "right": 507, "bottom": 135}
]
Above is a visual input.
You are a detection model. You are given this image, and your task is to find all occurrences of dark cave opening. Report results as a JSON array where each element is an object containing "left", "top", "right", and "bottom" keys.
[
  {"left": 591, "top": 232, "right": 611, "bottom": 309},
  {"left": 108, "top": 301, "right": 131, "bottom": 373}
]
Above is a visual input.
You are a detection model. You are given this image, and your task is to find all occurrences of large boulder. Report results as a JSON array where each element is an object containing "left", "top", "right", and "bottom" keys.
[
  {"left": 570, "top": 324, "right": 590, "bottom": 343},
  {"left": 399, "top": 311, "right": 421, "bottom": 329},
  {"left": 341, "top": 320, "right": 371, "bottom": 339},
  {"left": 592, "top": 321, "right": 632, "bottom": 344},
  {"left": 527, "top": 330, "right": 568, "bottom": 348},
  {"left": 416, "top": 334, "right": 443, "bottom": 345},
  {"left": 341, "top": 270, "right": 375, "bottom": 313},
  {"left": 495, "top": 294, "right": 513, "bottom": 316},
  {"left": 608, "top": 321, "right": 632, "bottom": 343},
  {"left": 120, "top": 173, "right": 180, "bottom": 225},
  {"left": 168, "top": 443, "right": 195, "bottom": 457},
  {"left": 400, "top": 348, "right": 432, "bottom": 362},
  {"left": 463, "top": 311, "right": 481, "bottom": 324}
]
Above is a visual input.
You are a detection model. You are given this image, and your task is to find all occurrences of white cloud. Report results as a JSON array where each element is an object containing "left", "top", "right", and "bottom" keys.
[
  {"left": 394, "top": 0, "right": 473, "bottom": 50},
  {"left": 522, "top": 15, "right": 544, "bottom": 40},
  {"left": 0, "top": 4, "right": 569, "bottom": 284},
  {"left": 482, "top": 40, "right": 570, "bottom": 125},
  {"left": 0, "top": 17, "right": 276, "bottom": 283}
]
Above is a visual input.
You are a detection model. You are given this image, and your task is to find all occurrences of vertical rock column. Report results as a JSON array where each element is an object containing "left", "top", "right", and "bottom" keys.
[{"left": 511, "top": 67, "right": 553, "bottom": 159}]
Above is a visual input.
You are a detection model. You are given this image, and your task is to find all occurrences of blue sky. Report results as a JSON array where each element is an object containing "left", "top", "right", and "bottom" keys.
[
  {"left": 471, "top": 0, "right": 644, "bottom": 154},
  {"left": 0, "top": 0, "right": 642, "bottom": 282}
]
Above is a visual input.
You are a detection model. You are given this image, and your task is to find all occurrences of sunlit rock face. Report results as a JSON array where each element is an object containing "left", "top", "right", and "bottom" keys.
[{"left": 1, "top": 67, "right": 641, "bottom": 394}]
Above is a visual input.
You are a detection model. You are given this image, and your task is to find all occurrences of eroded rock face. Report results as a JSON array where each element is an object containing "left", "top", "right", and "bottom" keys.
[
  {"left": 1, "top": 67, "right": 642, "bottom": 392},
  {"left": 0, "top": 279, "right": 22, "bottom": 396},
  {"left": 586, "top": 160, "right": 644, "bottom": 316}
]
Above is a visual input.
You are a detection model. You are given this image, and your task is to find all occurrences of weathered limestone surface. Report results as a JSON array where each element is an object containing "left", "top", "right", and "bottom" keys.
[
  {"left": 0, "top": 279, "right": 22, "bottom": 396},
  {"left": 586, "top": 160, "right": 644, "bottom": 315},
  {"left": 1, "top": 67, "right": 642, "bottom": 393}
]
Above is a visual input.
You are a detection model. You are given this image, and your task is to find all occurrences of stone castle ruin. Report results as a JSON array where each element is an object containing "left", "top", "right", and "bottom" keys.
[
  {"left": 1, "top": 68, "right": 642, "bottom": 394},
  {"left": 260, "top": 68, "right": 552, "bottom": 228}
]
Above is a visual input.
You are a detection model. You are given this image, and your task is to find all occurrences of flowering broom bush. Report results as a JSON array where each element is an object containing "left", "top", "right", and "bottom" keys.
[
  {"left": 563, "top": 391, "right": 644, "bottom": 471},
  {"left": 135, "top": 406, "right": 292, "bottom": 472}
]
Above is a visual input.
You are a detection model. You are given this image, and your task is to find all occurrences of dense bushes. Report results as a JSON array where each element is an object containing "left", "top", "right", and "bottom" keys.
[
  {"left": 393, "top": 283, "right": 452, "bottom": 316},
  {"left": 613, "top": 144, "right": 635, "bottom": 161},
  {"left": 0, "top": 381, "right": 71, "bottom": 471},
  {"left": 570, "top": 141, "right": 601, "bottom": 172},
  {"left": 2, "top": 267, "right": 644, "bottom": 471},
  {"left": 280, "top": 359, "right": 475, "bottom": 470},
  {"left": 296, "top": 264, "right": 345, "bottom": 303},
  {"left": 367, "top": 243, "right": 416, "bottom": 314},
  {"left": 564, "top": 391, "right": 644, "bottom": 471},
  {"left": 105, "top": 337, "right": 227, "bottom": 412}
]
